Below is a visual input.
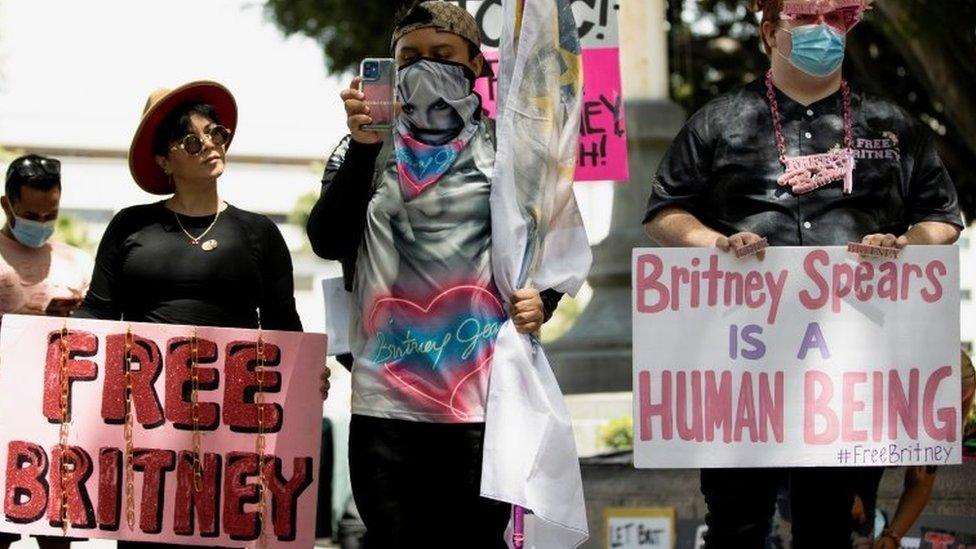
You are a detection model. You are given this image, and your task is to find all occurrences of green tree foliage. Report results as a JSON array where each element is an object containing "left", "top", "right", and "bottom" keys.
[
  {"left": 289, "top": 188, "right": 319, "bottom": 229},
  {"left": 264, "top": 0, "right": 414, "bottom": 76},
  {"left": 541, "top": 291, "right": 584, "bottom": 343},
  {"left": 54, "top": 214, "right": 92, "bottom": 252},
  {"left": 263, "top": 0, "right": 975, "bottom": 219},
  {"left": 0, "top": 146, "right": 24, "bottom": 165},
  {"left": 599, "top": 416, "right": 633, "bottom": 451}
]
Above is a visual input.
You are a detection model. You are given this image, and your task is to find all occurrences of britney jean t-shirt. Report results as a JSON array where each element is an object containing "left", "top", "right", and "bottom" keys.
[{"left": 349, "top": 122, "right": 506, "bottom": 423}]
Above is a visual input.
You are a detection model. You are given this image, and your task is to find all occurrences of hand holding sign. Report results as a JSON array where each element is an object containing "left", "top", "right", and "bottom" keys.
[{"left": 716, "top": 232, "right": 767, "bottom": 260}]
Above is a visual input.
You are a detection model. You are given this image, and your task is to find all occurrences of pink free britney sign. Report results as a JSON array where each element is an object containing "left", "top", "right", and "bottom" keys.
[
  {"left": 631, "top": 246, "right": 962, "bottom": 468},
  {"left": 0, "top": 315, "right": 326, "bottom": 547}
]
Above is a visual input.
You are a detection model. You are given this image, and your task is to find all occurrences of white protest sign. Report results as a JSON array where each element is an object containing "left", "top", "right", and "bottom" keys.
[
  {"left": 632, "top": 246, "right": 961, "bottom": 468},
  {"left": 605, "top": 507, "right": 675, "bottom": 549},
  {"left": 321, "top": 276, "right": 351, "bottom": 356}
]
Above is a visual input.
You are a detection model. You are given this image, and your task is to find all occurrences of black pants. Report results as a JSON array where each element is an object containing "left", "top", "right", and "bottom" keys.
[
  {"left": 349, "top": 415, "right": 510, "bottom": 549},
  {"left": 700, "top": 467, "right": 859, "bottom": 549}
]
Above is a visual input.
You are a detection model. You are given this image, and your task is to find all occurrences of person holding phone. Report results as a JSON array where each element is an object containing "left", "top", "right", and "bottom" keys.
[
  {"left": 306, "top": 2, "right": 564, "bottom": 547},
  {"left": 0, "top": 154, "right": 92, "bottom": 548}
]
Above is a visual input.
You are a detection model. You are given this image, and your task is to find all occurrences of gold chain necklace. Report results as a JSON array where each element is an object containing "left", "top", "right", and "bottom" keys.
[{"left": 173, "top": 203, "right": 222, "bottom": 250}]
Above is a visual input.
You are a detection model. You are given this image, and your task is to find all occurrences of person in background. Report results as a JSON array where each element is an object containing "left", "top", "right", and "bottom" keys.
[
  {"left": 850, "top": 349, "right": 976, "bottom": 549},
  {"left": 767, "top": 349, "right": 976, "bottom": 548},
  {"left": 964, "top": 349, "right": 976, "bottom": 456},
  {"left": 0, "top": 154, "right": 91, "bottom": 319},
  {"left": 0, "top": 154, "right": 93, "bottom": 548}
]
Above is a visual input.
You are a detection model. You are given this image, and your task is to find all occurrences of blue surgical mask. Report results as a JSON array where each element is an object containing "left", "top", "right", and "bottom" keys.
[
  {"left": 10, "top": 216, "right": 55, "bottom": 248},
  {"left": 779, "top": 24, "right": 846, "bottom": 77}
]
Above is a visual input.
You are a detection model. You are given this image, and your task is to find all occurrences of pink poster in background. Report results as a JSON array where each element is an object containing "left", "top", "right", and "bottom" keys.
[
  {"left": 457, "top": 0, "right": 629, "bottom": 181},
  {"left": 0, "top": 315, "right": 326, "bottom": 547},
  {"left": 475, "top": 48, "right": 628, "bottom": 181}
]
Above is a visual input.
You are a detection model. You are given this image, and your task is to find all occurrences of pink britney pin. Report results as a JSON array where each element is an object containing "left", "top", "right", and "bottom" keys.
[
  {"left": 847, "top": 242, "right": 900, "bottom": 259},
  {"left": 734, "top": 238, "right": 769, "bottom": 259},
  {"left": 778, "top": 148, "right": 855, "bottom": 195}
]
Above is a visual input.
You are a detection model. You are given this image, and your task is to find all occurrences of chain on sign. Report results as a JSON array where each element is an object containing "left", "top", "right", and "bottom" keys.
[
  {"left": 123, "top": 328, "right": 137, "bottom": 530},
  {"left": 190, "top": 330, "right": 204, "bottom": 492},
  {"left": 58, "top": 325, "right": 71, "bottom": 535},
  {"left": 256, "top": 333, "right": 269, "bottom": 548}
]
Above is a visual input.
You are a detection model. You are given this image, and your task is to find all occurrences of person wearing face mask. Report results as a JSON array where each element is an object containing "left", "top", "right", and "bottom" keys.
[
  {"left": 0, "top": 155, "right": 91, "bottom": 320},
  {"left": 0, "top": 155, "right": 92, "bottom": 547},
  {"left": 306, "top": 2, "right": 566, "bottom": 547},
  {"left": 642, "top": 0, "right": 963, "bottom": 547}
]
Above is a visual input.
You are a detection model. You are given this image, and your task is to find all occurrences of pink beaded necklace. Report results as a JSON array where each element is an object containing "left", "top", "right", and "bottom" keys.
[{"left": 765, "top": 69, "right": 856, "bottom": 194}]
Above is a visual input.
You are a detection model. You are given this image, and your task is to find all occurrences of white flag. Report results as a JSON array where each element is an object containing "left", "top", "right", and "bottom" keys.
[{"left": 482, "top": 0, "right": 592, "bottom": 547}]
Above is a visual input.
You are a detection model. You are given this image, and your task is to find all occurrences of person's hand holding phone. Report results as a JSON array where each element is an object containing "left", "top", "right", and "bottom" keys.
[
  {"left": 45, "top": 296, "right": 83, "bottom": 317},
  {"left": 341, "top": 77, "right": 384, "bottom": 146}
]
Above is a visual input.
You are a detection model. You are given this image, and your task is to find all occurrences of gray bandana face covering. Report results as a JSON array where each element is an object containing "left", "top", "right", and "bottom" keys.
[{"left": 396, "top": 58, "right": 480, "bottom": 146}]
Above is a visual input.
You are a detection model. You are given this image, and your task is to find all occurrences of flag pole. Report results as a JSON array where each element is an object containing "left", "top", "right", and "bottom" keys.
[{"left": 513, "top": 505, "right": 526, "bottom": 548}]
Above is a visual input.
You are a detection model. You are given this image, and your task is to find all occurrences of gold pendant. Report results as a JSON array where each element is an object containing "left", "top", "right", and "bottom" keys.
[{"left": 201, "top": 239, "right": 218, "bottom": 251}]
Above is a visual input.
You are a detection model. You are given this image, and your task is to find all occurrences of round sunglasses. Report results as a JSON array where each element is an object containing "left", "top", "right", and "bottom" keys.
[{"left": 171, "top": 125, "right": 232, "bottom": 156}]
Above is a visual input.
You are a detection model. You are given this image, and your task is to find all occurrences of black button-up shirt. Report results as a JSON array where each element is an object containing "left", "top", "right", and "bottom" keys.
[{"left": 644, "top": 78, "right": 963, "bottom": 245}]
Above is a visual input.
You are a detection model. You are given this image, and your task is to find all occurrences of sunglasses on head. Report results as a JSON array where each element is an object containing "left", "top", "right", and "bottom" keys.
[
  {"left": 171, "top": 125, "right": 231, "bottom": 156},
  {"left": 6, "top": 156, "right": 61, "bottom": 182}
]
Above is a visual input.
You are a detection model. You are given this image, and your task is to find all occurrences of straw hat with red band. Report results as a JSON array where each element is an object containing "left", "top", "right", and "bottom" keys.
[{"left": 129, "top": 80, "right": 238, "bottom": 195}]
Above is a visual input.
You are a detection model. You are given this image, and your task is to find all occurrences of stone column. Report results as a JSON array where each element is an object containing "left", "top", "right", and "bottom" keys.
[{"left": 546, "top": 0, "right": 685, "bottom": 393}]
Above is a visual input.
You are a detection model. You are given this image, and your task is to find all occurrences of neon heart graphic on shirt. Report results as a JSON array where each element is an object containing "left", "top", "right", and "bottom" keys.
[
  {"left": 365, "top": 285, "right": 506, "bottom": 421},
  {"left": 392, "top": 122, "right": 478, "bottom": 201},
  {"left": 394, "top": 136, "right": 464, "bottom": 200}
]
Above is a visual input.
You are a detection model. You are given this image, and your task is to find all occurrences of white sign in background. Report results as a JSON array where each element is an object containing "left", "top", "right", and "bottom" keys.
[
  {"left": 607, "top": 516, "right": 673, "bottom": 549},
  {"left": 322, "top": 276, "right": 351, "bottom": 356},
  {"left": 632, "top": 246, "right": 961, "bottom": 469}
]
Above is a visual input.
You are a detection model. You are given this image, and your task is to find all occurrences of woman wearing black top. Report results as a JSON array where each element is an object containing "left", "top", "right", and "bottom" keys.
[
  {"left": 76, "top": 81, "right": 328, "bottom": 548},
  {"left": 79, "top": 81, "right": 301, "bottom": 331}
]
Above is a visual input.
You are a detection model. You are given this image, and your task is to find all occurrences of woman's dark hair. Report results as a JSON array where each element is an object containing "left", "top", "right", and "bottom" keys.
[{"left": 152, "top": 102, "right": 221, "bottom": 157}]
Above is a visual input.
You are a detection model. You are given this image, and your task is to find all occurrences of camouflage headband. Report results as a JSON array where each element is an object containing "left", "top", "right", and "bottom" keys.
[{"left": 391, "top": 1, "right": 493, "bottom": 77}]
